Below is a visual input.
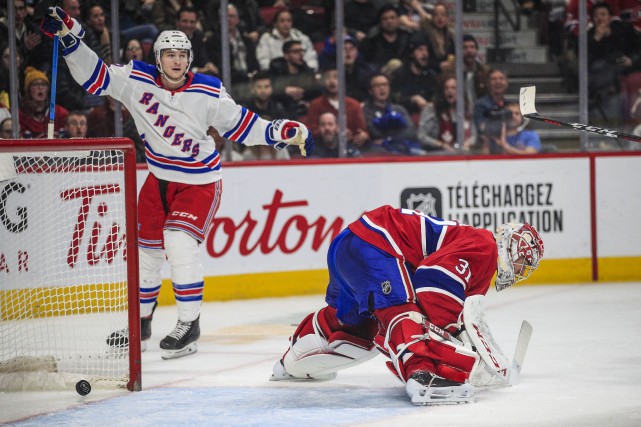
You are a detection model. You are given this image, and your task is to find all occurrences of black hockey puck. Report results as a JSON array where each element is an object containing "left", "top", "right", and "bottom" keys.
[{"left": 76, "top": 380, "right": 91, "bottom": 396}]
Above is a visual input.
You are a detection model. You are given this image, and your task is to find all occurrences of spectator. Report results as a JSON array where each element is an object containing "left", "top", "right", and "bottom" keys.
[
  {"left": 61, "top": 0, "right": 82, "bottom": 20},
  {"left": 586, "top": 2, "right": 641, "bottom": 126},
  {"left": 243, "top": 71, "right": 290, "bottom": 160},
  {"left": 0, "top": 117, "right": 13, "bottom": 139},
  {"left": 75, "top": 4, "right": 113, "bottom": 109},
  {"left": 344, "top": 0, "right": 387, "bottom": 41},
  {"left": 312, "top": 111, "right": 341, "bottom": 157},
  {"left": 123, "top": 38, "right": 148, "bottom": 63},
  {"left": 316, "top": 33, "right": 375, "bottom": 100},
  {"left": 209, "top": 3, "right": 259, "bottom": 101},
  {"left": 360, "top": 4, "right": 412, "bottom": 72},
  {"left": 442, "top": 34, "right": 489, "bottom": 116},
  {"left": 419, "top": 1, "right": 455, "bottom": 73},
  {"left": 342, "top": 35, "right": 377, "bottom": 102},
  {"left": 305, "top": 67, "right": 369, "bottom": 150},
  {"left": 417, "top": 75, "right": 475, "bottom": 153},
  {"left": 268, "top": 39, "right": 321, "bottom": 118},
  {"left": 63, "top": 110, "right": 88, "bottom": 138},
  {"left": 390, "top": 35, "right": 437, "bottom": 117},
  {"left": 83, "top": 4, "right": 112, "bottom": 64},
  {"left": 398, "top": 0, "right": 432, "bottom": 32},
  {"left": 362, "top": 73, "right": 418, "bottom": 155},
  {"left": 485, "top": 102, "right": 541, "bottom": 155},
  {"left": 1, "top": 45, "right": 25, "bottom": 107},
  {"left": 0, "top": 0, "right": 51, "bottom": 71},
  {"left": 0, "top": 103, "right": 9, "bottom": 123},
  {"left": 204, "top": 1, "right": 260, "bottom": 44},
  {"left": 256, "top": 8, "right": 319, "bottom": 71},
  {"left": 176, "top": 6, "right": 218, "bottom": 76},
  {"left": 19, "top": 67, "right": 68, "bottom": 138},
  {"left": 474, "top": 68, "right": 509, "bottom": 145},
  {"left": 151, "top": 0, "right": 195, "bottom": 33}
]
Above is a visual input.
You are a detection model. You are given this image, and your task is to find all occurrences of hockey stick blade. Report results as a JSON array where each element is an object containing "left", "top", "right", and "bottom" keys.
[
  {"left": 508, "top": 320, "right": 533, "bottom": 385},
  {"left": 519, "top": 86, "right": 641, "bottom": 144}
]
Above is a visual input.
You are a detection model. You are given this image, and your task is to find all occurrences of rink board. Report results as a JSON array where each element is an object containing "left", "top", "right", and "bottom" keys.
[{"left": 141, "top": 152, "right": 641, "bottom": 302}]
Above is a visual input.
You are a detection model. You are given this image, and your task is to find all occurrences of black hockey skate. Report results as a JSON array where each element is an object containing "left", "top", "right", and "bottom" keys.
[
  {"left": 106, "top": 302, "right": 156, "bottom": 351},
  {"left": 159, "top": 316, "right": 200, "bottom": 360},
  {"left": 405, "top": 371, "right": 475, "bottom": 405}
]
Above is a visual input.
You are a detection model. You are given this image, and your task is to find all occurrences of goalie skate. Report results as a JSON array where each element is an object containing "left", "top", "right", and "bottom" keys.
[
  {"left": 160, "top": 316, "right": 200, "bottom": 360},
  {"left": 406, "top": 372, "right": 475, "bottom": 405}
]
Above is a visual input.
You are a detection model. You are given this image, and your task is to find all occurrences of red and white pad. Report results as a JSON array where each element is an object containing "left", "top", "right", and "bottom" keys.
[
  {"left": 271, "top": 307, "right": 378, "bottom": 381},
  {"left": 374, "top": 304, "right": 478, "bottom": 384},
  {"left": 463, "top": 295, "right": 510, "bottom": 386}
]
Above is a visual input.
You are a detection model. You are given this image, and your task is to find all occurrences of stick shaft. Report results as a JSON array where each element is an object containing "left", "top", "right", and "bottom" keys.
[
  {"left": 519, "top": 85, "right": 641, "bottom": 144},
  {"left": 48, "top": 35, "right": 59, "bottom": 139}
]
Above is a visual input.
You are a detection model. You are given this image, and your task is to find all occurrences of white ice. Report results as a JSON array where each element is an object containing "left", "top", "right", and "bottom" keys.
[{"left": 1, "top": 282, "right": 641, "bottom": 426}]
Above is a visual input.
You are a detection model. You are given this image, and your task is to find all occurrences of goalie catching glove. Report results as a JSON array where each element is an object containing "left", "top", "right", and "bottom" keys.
[
  {"left": 40, "top": 6, "right": 85, "bottom": 53},
  {"left": 267, "top": 119, "right": 314, "bottom": 157}
]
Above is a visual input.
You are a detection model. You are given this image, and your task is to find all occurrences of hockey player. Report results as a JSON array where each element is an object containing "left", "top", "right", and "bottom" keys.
[
  {"left": 271, "top": 205, "right": 544, "bottom": 405},
  {"left": 41, "top": 8, "right": 313, "bottom": 359}
]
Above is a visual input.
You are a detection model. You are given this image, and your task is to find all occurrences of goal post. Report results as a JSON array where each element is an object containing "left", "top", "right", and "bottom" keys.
[{"left": 0, "top": 138, "right": 141, "bottom": 392}]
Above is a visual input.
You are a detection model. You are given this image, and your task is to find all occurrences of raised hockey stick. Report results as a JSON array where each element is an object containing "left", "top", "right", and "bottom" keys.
[
  {"left": 508, "top": 320, "right": 533, "bottom": 385},
  {"left": 47, "top": 35, "right": 59, "bottom": 139},
  {"left": 519, "top": 85, "right": 641, "bottom": 144}
]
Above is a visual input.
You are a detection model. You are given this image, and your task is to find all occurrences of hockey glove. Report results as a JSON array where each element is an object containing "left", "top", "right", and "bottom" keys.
[
  {"left": 40, "top": 7, "right": 85, "bottom": 53},
  {"left": 267, "top": 119, "right": 314, "bottom": 157}
]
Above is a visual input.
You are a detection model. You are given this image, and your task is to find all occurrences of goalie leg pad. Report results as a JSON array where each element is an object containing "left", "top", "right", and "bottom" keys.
[
  {"left": 164, "top": 230, "right": 204, "bottom": 322},
  {"left": 273, "top": 306, "right": 378, "bottom": 381},
  {"left": 463, "top": 295, "right": 510, "bottom": 385}
]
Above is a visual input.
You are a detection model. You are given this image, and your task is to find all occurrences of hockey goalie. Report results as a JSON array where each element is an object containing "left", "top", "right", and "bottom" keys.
[{"left": 270, "top": 205, "right": 544, "bottom": 405}]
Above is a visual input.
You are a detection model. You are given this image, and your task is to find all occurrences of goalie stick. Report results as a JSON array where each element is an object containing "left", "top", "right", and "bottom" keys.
[
  {"left": 519, "top": 85, "right": 641, "bottom": 144},
  {"left": 508, "top": 320, "right": 533, "bottom": 385}
]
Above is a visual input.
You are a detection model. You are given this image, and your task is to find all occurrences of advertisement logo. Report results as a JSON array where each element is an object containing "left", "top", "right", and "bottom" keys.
[{"left": 400, "top": 187, "right": 442, "bottom": 217}]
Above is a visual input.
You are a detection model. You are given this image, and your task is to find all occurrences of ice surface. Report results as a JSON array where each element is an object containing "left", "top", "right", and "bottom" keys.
[{"left": 2, "top": 282, "right": 641, "bottom": 426}]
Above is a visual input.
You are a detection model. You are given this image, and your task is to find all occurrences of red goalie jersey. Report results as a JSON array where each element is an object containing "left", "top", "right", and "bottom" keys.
[{"left": 349, "top": 206, "right": 498, "bottom": 331}]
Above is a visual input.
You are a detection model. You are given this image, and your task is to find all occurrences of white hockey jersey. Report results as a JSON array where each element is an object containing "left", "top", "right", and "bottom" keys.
[{"left": 63, "top": 41, "right": 277, "bottom": 185}]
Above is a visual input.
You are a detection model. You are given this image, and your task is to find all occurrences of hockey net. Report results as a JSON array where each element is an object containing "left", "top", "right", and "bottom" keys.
[{"left": 0, "top": 138, "right": 141, "bottom": 391}]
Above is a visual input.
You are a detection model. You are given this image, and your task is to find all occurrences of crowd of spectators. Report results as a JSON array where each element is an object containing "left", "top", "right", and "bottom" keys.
[{"left": 2, "top": 0, "right": 639, "bottom": 159}]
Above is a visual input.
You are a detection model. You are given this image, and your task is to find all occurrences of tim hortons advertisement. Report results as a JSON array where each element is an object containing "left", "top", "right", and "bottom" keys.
[
  {"left": 135, "top": 156, "right": 591, "bottom": 279},
  {"left": 0, "top": 172, "right": 128, "bottom": 290}
]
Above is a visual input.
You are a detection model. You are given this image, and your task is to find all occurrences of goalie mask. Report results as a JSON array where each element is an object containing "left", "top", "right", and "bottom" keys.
[
  {"left": 153, "top": 30, "right": 193, "bottom": 81},
  {"left": 495, "top": 222, "right": 544, "bottom": 291}
]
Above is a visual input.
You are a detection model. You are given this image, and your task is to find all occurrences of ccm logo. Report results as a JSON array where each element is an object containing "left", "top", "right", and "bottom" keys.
[{"left": 172, "top": 211, "right": 198, "bottom": 220}]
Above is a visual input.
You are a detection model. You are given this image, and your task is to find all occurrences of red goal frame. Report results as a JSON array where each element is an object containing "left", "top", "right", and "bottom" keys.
[{"left": 0, "top": 138, "right": 141, "bottom": 391}]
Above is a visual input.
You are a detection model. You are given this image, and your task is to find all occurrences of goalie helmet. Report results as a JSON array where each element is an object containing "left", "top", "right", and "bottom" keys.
[
  {"left": 495, "top": 222, "right": 544, "bottom": 291},
  {"left": 153, "top": 30, "right": 193, "bottom": 78}
]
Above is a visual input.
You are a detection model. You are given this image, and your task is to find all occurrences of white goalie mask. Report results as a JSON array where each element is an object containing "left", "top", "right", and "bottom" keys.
[
  {"left": 495, "top": 222, "right": 544, "bottom": 291},
  {"left": 153, "top": 30, "right": 193, "bottom": 79}
]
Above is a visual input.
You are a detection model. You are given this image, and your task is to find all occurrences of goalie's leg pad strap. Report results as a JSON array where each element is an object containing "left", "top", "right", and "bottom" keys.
[{"left": 283, "top": 307, "right": 378, "bottom": 379}]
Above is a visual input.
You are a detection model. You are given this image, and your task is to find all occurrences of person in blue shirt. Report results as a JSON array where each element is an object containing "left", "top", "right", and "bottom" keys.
[{"left": 489, "top": 102, "right": 541, "bottom": 154}]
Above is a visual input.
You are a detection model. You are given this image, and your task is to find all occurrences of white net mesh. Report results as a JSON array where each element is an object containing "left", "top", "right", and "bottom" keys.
[{"left": 0, "top": 145, "right": 136, "bottom": 391}]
